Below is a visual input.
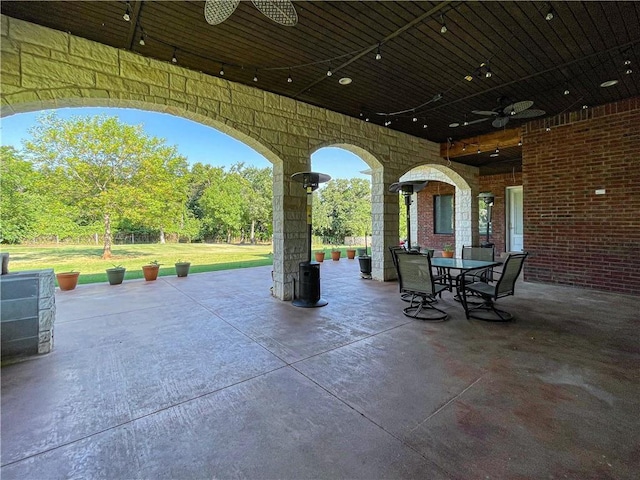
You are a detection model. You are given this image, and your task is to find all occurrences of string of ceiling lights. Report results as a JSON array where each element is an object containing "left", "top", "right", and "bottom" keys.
[{"left": 121, "top": 1, "right": 635, "bottom": 136}]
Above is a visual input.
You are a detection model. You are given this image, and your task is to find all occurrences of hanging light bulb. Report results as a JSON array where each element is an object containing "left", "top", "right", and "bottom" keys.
[
  {"left": 412, "top": 117, "right": 418, "bottom": 122},
  {"left": 518, "top": 139, "right": 523, "bottom": 146},
  {"left": 564, "top": 88, "right": 570, "bottom": 95},
  {"left": 219, "top": 65, "right": 225, "bottom": 76},
  {"left": 253, "top": 70, "right": 258, "bottom": 82},
  {"left": 171, "top": 48, "right": 177, "bottom": 64},
  {"left": 495, "top": 146, "right": 499, "bottom": 153},
  {"left": 326, "top": 68, "right": 332, "bottom": 77},
  {"left": 422, "top": 124, "right": 427, "bottom": 129},
  {"left": 375, "top": 44, "right": 382, "bottom": 61},
  {"left": 545, "top": 6, "right": 554, "bottom": 21},
  {"left": 485, "top": 65, "right": 492, "bottom": 78},
  {"left": 626, "top": 68, "right": 633, "bottom": 75},
  {"left": 139, "top": 33, "right": 145, "bottom": 46},
  {"left": 477, "top": 148, "right": 481, "bottom": 154},
  {"left": 462, "top": 144, "right": 467, "bottom": 151},
  {"left": 287, "top": 71, "right": 293, "bottom": 83},
  {"left": 440, "top": 15, "right": 447, "bottom": 34},
  {"left": 123, "top": 3, "right": 131, "bottom": 22}
]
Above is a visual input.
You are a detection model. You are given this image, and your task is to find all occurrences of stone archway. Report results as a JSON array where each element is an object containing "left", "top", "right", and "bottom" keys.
[{"left": 400, "top": 164, "right": 476, "bottom": 256}]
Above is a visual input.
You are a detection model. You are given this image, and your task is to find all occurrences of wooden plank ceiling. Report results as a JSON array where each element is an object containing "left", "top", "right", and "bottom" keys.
[{"left": 2, "top": 1, "right": 639, "bottom": 174}]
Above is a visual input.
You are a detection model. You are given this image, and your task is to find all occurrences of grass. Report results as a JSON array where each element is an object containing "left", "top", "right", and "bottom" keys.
[
  {"left": 1, "top": 243, "right": 274, "bottom": 285},
  {"left": 1, "top": 243, "right": 364, "bottom": 286}
]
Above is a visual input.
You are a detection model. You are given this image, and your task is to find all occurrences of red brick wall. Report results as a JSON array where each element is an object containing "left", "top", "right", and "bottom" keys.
[
  {"left": 416, "top": 182, "right": 455, "bottom": 253},
  {"left": 522, "top": 97, "right": 640, "bottom": 295},
  {"left": 479, "top": 172, "right": 523, "bottom": 256}
]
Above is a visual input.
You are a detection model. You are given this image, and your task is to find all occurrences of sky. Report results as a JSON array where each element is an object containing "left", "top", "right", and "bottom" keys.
[{"left": 0, "top": 107, "right": 370, "bottom": 181}]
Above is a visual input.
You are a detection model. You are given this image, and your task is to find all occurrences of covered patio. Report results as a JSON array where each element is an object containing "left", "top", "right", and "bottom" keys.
[{"left": 2, "top": 261, "right": 638, "bottom": 479}]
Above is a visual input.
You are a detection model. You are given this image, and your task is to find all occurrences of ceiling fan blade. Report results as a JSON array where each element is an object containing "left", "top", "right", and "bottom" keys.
[
  {"left": 501, "top": 100, "right": 534, "bottom": 115},
  {"left": 251, "top": 0, "right": 298, "bottom": 26},
  {"left": 204, "top": 0, "right": 240, "bottom": 25},
  {"left": 466, "top": 118, "right": 490, "bottom": 125},
  {"left": 492, "top": 116, "right": 510, "bottom": 128},
  {"left": 471, "top": 110, "right": 499, "bottom": 116},
  {"left": 511, "top": 108, "right": 546, "bottom": 119}
]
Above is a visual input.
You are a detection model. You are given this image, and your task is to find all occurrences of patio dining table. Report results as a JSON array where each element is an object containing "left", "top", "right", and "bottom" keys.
[{"left": 430, "top": 257, "right": 502, "bottom": 295}]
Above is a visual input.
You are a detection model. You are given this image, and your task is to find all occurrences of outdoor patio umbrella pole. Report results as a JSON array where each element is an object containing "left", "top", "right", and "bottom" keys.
[
  {"left": 291, "top": 172, "right": 330, "bottom": 308},
  {"left": 389, "top": 180, "right": 429, "bottom": 251}
]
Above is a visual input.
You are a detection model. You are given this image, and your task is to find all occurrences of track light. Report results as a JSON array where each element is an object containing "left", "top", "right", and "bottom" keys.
[
  {"left": 375, "top": 44, "right": 382, "bottom": 61},
  {"left": 219, "top": 64, "right": 225, "bottom": 76},
  {"left": 171, "top": 48, "right": 177, "bottom": 64},
  {"left": 440, "top": 15, "right": 447, "bottom": 34},
  {"left": 123, "top": 3, "right": 131, "bottom": 22}
]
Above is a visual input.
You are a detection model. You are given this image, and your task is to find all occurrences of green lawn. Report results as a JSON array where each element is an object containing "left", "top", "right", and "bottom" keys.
[
  {"left": 1, "top": 243, "right": 362, "bottom": 286},
  {"left": 1, "top": 243, "right": 275, "bottom": 285}
]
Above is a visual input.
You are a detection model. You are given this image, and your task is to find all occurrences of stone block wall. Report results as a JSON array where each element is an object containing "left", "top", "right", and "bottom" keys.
[{"left": 1, "top": 269, "right": 56, "bottom": 358}]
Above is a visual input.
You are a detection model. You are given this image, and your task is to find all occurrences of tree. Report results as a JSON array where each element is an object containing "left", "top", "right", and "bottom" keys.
[
  {"left": 0, "top": 146, "right": 37, "bottom": 243},
  {"left": 312, "top": 178, "right": 371, "bottom": 243},
  {"left": 24, "top": 113, "right": 189, "bottom": 258},
  {"left": 233, "top": 163, "right": 272, "bottom": 243},
  {"left": 199, "top": 170, "right": 248, "bottom": 243}
]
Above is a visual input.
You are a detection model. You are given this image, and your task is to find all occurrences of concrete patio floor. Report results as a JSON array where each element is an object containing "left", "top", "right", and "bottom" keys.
[{"left": 1, "top": 259, "right": 639, "bottom": 479}]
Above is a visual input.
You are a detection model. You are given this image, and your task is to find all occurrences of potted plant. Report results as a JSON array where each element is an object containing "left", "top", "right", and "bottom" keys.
[
  {"left": 346, "top": 248, "right": 356, "bottom": 259},
  {"left": 314, "top": 250, "right": 325, "bottom": 263},
  {"left": 175, "top": 259, "right": 191, "bottom": 277},
  {"left": 331, "top": 247, "right": 341, "bottom": 261},
  {"left": 142, "top": 260, "right": 161, "bottom": 281},
  {"left": 358, "top": 234, "right": 372, "bottom": 279},
  {"left": 106, "top": 265, "right": 126, "bottom": 285},
  {"left": 56, "top": 270, "right": 80, "bottom": 291},
  {"left": 442, "top": 243, "right": 455, "bottom": 258}
]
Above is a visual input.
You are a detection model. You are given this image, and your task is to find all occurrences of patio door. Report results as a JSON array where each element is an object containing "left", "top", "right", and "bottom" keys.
[{"left": 507, "top": 186, "right": 523, "bottom": 252}]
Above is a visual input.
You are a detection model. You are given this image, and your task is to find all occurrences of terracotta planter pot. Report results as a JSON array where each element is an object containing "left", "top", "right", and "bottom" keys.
[
  {"left": 142, "top": 265, "right": 160, "bottom": 281},
  {"left": 175, "top": 262, "right": 191, "bottom": 277},
  {"left": 346, "top": 249, "right": 356, "bottom": 259},
  {"left": 314, "top": 252, "right": 325, "bottom": 263},
  {"left": 331, "top": 250, "right": 341, "bottom": 261},
  {"left": 56, "top": 272, "right": 79, "bottom": 291},
  {"left": 441, "top": 251, "right": 454, "bottom": 258}
]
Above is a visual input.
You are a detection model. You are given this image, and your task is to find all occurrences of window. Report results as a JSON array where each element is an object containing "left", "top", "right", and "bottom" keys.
[
  {"left": 434, "top": 194, "right": 453, "bottom": 234},
  {"left": 478, "top": 198, "right": 493, "bottom": 236}
]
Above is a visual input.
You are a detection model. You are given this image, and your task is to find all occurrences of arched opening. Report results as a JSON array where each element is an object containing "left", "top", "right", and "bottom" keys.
[
  {"left": 400, "top": 164, "right": 475, "bottom": 257},
  {"left": 310, "top": 143, "right": 385, "bottom": 279}
]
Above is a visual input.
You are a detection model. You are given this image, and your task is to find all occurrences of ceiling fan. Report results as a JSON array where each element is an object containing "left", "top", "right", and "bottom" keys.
[
  {"left": 471, "top": 97, "right": 545, "bottom": 128},
  {"left": 204, "top": 0, "right": 298, "bottom": 26}
]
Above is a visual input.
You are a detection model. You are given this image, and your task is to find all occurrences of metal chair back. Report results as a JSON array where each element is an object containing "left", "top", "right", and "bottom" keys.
[
  {"left": 395, "top": 250, "right": 438, "bottom": 296},
  {"left": 462, "top": 245, "right": 495, "bottom": 262},
  {"left": 495, "top": 253, "right": 528, "bottom": 297}
]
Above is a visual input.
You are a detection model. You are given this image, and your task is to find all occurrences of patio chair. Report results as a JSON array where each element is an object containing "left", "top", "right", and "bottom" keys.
[
  {"left": 461, "top": 245, "right": 495, "bottom": 283},
  {"left": 390, "top": 246, "right": 446, "bottom": 301},
  {"left": 460, "top": 252, "right": 528, "bottom": 321},
  {"left": 395, "top": 250, "right": 448, "bottom": 321}
]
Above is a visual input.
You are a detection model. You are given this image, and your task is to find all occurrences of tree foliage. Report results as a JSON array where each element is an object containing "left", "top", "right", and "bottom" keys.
[
  {"left": 23, "top": 113, "right": 189, "bottom": 257},
  {"left": 3, "top": 113, "right": 374, "bottom": 249}
]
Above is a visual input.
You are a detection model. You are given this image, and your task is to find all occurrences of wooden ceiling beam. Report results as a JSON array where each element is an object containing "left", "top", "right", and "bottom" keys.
[{"left": 440, "top": 127, "right": 522, "bottom": 158}]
